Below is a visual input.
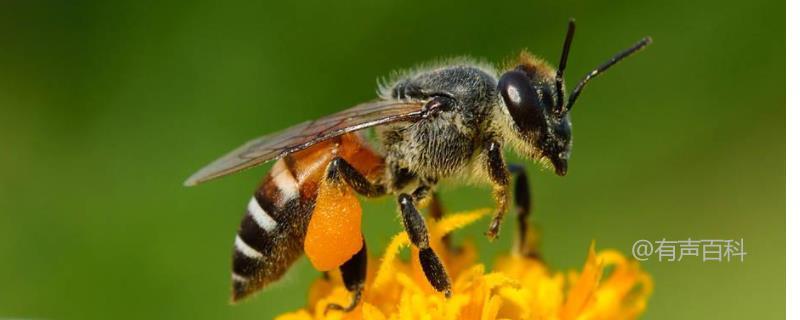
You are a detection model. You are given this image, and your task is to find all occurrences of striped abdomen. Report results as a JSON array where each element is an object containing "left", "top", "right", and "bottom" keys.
[{"left": 230, "top": 133, "right": 384, "bottom": 301}]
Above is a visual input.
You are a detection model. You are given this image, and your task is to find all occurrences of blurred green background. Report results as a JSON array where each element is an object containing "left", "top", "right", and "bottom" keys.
[{"left": 0, "top": 0, "right": 784, "bottom": 319}]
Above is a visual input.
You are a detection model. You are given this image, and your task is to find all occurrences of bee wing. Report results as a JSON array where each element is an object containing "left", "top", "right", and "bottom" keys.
[{"left": 184, "top": 100, "right": 429, "bottom": 186}]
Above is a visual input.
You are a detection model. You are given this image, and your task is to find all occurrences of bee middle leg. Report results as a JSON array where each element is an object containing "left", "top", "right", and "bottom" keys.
[
  {"left": 398, "top": 193, "right": 452, "bottom": 297},
  {"left": 325, "top": 237, "right": 367, "bottom": 313}
]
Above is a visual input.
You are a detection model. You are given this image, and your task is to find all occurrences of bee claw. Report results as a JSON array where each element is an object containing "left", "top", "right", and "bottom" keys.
[
  {"left": 324, "top": 286, "right": 363, "bottom": 314},
  {"left": 444, "top": 288, "right": 453, "bottom": 298},
  {"left": 485, "top": 218, "right": 502, "bottom": 241},
  {"left": 484, "top": 230, "right": 499, "bottom": 241},
  {"left": 324, "top": 302, "right": 355, "bottom": 314}
]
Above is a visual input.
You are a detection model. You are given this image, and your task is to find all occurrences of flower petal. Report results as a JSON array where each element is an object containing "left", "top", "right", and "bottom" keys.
[{"left": 372, "top": 233, "right": 410, "bottom": 289}]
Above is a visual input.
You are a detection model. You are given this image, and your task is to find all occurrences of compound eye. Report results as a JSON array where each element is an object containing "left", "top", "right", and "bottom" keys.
[{"left": 498, "top": 70, "right": 546, "bottom": 133}]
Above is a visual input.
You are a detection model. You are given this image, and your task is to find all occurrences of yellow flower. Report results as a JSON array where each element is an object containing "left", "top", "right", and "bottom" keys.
[{"left": 276, "top": 209, "right": 653, "bottom": 320}]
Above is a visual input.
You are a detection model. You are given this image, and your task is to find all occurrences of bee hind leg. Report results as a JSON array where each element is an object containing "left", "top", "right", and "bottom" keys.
[
  {"left": 398, "top": 193, "right": 452, "bottom": 297},
  {"left": 325, "top": 238, "right": 367, "bottom": 313},
  {"left": 326, "top": 157, "right": 386, "bottom": 197}
]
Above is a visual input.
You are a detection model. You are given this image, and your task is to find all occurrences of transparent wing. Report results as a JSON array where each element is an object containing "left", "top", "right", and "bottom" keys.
[{"left": 184, "top": 100, "right": 430, "bottom": 186}]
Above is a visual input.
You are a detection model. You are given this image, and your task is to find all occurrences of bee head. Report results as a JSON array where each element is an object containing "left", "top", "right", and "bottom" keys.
[
  {"left": 498, "top": 62, "right": 571, "bottom": 176},
  {"left": 497, "top": 19, "right": 651, "bottom": 176}
]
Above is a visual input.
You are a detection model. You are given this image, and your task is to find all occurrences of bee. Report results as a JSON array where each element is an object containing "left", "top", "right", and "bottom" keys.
[{"left": 185, "top": 19, "right": 651, "bottom": 312}]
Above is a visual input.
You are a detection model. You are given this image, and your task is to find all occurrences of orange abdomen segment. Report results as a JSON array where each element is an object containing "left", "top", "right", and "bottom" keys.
[{"left": 304, "top": 178, "right": 363, "bottom": 271}]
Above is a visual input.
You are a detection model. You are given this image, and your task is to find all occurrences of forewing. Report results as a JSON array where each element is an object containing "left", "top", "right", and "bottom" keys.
[{"left": 184, "top": 100, "right": 428, "bottom": 186}]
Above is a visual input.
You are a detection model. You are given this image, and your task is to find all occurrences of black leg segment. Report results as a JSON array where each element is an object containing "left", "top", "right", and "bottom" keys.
[
  {"left": 325, "top": 238, "right": 367, "bottom": 313},
  {"left": 398, "top": 194, "right": 452, "bottom": 297},
  {"left": 326, "top": 157, "right": 386, "bottom": 197},
  {"left": 419, "top": 248, "right": 450, "bottom": 294},
  {"left": 399, "top": 194, "right": 430, "bottom": 248}
]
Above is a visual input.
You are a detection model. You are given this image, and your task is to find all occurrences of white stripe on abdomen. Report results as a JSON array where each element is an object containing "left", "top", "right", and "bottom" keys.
[
  {"left": 248, "top": 196, "right": 277, "bottom": 232},
  {"left": 235, "top": 235, "right": 264, "bottom": 259},
  {"left": 271, "top": 159, "right": 299, "bottom": 206}
]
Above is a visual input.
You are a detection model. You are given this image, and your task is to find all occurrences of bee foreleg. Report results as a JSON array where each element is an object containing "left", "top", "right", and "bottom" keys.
[
  {"left": 325, "top": 237, "right": 367, "bottom": 314},
  {"left": 484, "top": 140, "right": 510, "bottom": 241},
  {"left": 326, "top": 157, "right": 386, "bottom": 197},
  {"left": 398, "top": 194, "right": 452, "bottom": 297},
  {"left": 508, "top": 163, "right": 538, "bottom": 257}
]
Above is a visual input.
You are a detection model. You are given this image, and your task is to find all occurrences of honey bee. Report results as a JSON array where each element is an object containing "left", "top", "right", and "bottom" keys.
[{"left": 185, "top": 19, "right": 651, "bottom": 312}]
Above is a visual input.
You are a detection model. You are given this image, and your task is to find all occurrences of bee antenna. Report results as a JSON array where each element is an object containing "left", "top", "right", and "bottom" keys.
[
  {"left": 555, "top": 18, "right": 576, "bottom": 114},
  {"left": 566, "top": 36, "right": 653, "bottom": 112}
]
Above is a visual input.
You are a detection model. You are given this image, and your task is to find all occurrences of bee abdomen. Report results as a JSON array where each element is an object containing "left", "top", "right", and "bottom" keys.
[
  {"left": 229, "top": 135, "right": 379, "bottom": 301},
  {"left": 230, "top": 159, "right": 310, "bottom": 302}
]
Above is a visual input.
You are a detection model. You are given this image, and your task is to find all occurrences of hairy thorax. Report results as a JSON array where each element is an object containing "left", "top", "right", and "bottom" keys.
[{"left": 376, "top": 62, "right": 500, "bottom": 189}]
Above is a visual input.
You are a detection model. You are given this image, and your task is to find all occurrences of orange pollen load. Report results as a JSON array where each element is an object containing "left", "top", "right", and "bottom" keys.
[{"left": 304, "top": 179, "right": 363, "bottom": 271}]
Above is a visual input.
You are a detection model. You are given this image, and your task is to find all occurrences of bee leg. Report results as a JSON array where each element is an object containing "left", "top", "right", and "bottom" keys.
[
  {"left": 398, "top": 194, "right": 452, "bottom": 297},
  {"left": 484, "top": 140, "right": 510, "bottom": 241},
  {"left": 508, "top": 164, "right": 538, "bottom": 257},
  {"left": 327, "top": 157, "right": 386, "bottom": 197},
  {"left": 325, "top": 238, "right": 367, "bottom": 313}
]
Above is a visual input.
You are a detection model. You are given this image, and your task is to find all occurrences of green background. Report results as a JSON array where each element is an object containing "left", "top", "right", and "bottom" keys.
[{"left": 0, "top": 0, "right": 784, "bottom": 319}]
